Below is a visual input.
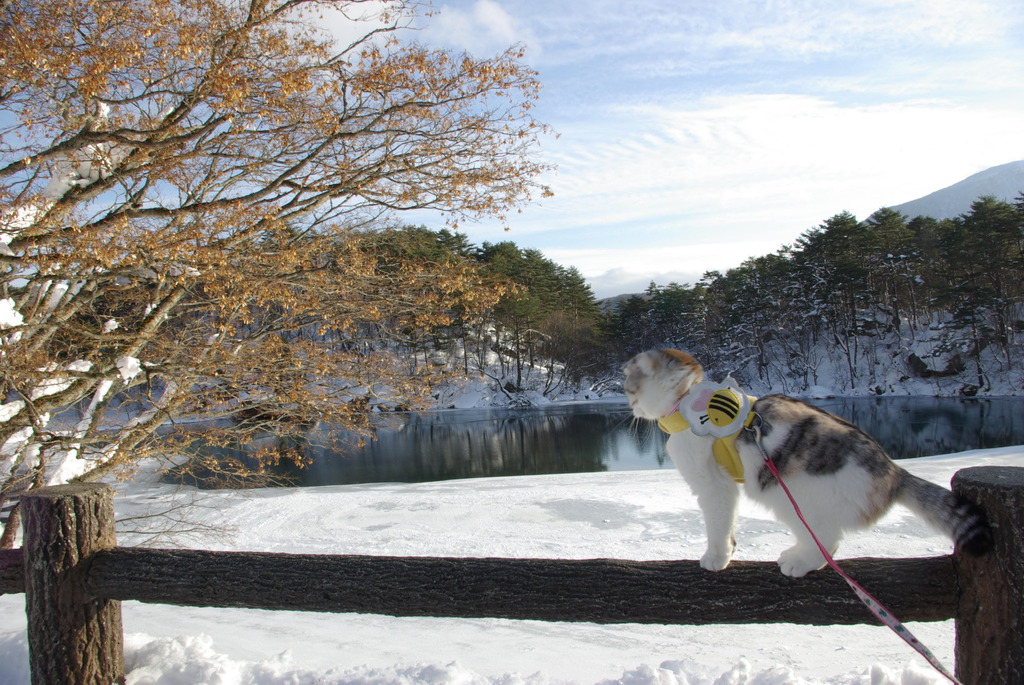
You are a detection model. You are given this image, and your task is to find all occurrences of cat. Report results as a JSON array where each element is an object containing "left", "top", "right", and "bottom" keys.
[{"left": 623, "top": 347, "right": 993, "bottom": 577}]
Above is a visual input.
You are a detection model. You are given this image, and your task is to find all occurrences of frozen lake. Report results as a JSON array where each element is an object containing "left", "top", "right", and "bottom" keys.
[{"left": 171, "top": 396, "right": 1024, "bottom": 487}]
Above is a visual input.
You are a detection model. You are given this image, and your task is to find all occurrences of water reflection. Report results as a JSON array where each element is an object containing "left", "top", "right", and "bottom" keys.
[
  {"left": 295, "top": 405, "right": 654, "bottom": 485},
  {"left": 169, "top": 397, "right": 1024, "bottom": 488},
  {"left": 810, "top": 396, "right": 1024, "bottom": 459}
]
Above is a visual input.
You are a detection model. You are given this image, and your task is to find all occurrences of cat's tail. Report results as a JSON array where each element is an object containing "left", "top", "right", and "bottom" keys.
[{"left": 895, "top": 471, "right": 993, "bottom": 555}]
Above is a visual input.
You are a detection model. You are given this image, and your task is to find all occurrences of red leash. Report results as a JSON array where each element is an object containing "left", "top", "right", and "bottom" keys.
[{"left": 746, "top": 417, "right": 961, "bottom": 685}]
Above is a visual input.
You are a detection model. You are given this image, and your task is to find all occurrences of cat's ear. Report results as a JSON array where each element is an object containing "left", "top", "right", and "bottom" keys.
[
  {"left": 660, "top": 348, "right": 699, "bottom": 371},
  {"left": 618, "top": 352, "right": 651, "bottom": 374},
  {"left": 660, "top": 350, "right": 705, "bottom": 387},
  {"left": 658, "top": 349, "right": 681, "bottom": 370},
  {"left": 630, "top": 351, "right": 657, "bottom": 375}
]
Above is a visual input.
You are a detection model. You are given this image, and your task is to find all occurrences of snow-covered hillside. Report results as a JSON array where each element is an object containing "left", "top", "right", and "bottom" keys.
[{"left": 890, "top": 159, "right": 1024, "bottom": 220}]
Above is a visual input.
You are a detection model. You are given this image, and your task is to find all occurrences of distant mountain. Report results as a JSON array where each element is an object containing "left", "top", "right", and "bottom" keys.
[{"left": 890, "top": 160, "right": 1024, "bottom": 220}]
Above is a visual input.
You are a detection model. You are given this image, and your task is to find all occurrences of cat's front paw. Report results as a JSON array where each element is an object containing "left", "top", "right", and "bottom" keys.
[
  {"left": 700, "top": 547, "right": 733, "bottom": 572},
  {"left": 777, "top": 545, "right": 826, "bottom": 578}
]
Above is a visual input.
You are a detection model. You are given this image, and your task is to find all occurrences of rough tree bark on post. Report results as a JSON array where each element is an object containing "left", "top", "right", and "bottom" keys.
[
  {"left": 21, "top": 484, "right": 124, "bottom": 685},
  {"left": 953, "top": 466, "right": 1024, "bottom": 685}
]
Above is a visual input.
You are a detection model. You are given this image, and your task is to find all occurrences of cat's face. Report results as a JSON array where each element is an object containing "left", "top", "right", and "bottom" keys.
[{"left": 622, "top": 349, "right": 704, "bottom": 420}]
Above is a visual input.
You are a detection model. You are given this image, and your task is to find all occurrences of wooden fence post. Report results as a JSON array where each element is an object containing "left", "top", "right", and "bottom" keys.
[
  {"left": 21, "top": 483, "right": 125, "bottom": 685},
  {"left": 952, "top": 466, "right": 1024, "bottom": 685}
]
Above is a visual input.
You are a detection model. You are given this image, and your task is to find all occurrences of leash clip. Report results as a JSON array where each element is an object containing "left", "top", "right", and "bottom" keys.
[{"left": 743, "top": 412, "right": 770, "bottom": 465}]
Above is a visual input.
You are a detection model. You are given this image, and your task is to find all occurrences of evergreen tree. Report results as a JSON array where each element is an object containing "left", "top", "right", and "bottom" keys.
[
  {"left": 793, "top": 212, "right": 871, "bottom": 386},
  {"left": 476, "top": 242, "right": 601, "bottom": 393},
  {"left": 863, "top": 208, "right": 920, "bottom": 333}
]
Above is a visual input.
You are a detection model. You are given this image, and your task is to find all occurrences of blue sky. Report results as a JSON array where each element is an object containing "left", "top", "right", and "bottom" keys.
[{"left": 349, "top": 1, "right": 1024, "bottom": 298}]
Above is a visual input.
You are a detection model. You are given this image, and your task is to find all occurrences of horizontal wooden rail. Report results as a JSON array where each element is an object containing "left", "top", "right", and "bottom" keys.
[
  {"left": 84, "top": 548, "right": 955, "bottom": 625},
  {"left": 2, "top": 544, "right": 956, "bottom": 625}
]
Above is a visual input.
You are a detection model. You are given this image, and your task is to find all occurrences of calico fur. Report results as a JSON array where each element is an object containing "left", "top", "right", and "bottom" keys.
[{"left": 623, "top": 348, "right": 993, "bottom": 577}]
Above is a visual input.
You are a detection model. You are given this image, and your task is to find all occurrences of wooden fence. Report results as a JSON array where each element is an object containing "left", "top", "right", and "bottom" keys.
[{"left": 0, "top": 465, "right": 1021, "bottom": 685}]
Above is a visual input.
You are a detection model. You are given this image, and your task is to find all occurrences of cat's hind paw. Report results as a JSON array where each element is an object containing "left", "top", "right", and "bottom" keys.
[{"left": 777, "top": 545, "right": 827, "bottom": 578}]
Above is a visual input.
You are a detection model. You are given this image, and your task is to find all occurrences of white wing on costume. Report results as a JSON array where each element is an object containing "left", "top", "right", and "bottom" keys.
[{"left": 679, "top": 378, "right": 751, "bottom": 438}]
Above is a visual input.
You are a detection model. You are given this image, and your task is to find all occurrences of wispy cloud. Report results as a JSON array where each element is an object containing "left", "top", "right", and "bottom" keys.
[
  {"left": 536, "top": 94, "right": 1022, "bottom": 229},
  {"left": 314, "top": 1, "right": 405, "bottom": 49},
  {"left": 568, "top": 0, "right": 1017, "bottom": 60},
  {"left": 493, "top": 93, "right": 1024, "bottom": 296},
  {"left": 420, "top": 1, "right": 540, "bottom": 56}
]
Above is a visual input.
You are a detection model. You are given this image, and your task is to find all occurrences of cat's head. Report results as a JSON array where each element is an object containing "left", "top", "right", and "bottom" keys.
[{"left": 622, "top": 348, "right": 704, "bottom": 420}]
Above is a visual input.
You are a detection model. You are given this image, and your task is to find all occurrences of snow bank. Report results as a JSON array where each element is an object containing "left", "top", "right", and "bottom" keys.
[{"left": 0, "top": 632, "right": 952, "bottom": 685}]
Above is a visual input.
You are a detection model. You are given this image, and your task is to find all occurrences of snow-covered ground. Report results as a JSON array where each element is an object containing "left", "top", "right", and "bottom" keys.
[{"left": 1, "top": 447, "right": 1022, "bottom": 685}]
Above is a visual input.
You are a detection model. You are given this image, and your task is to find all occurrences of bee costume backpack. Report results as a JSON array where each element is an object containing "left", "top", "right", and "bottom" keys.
[{"left": 656, "top": 377, "right": 757, "bottom": 483}]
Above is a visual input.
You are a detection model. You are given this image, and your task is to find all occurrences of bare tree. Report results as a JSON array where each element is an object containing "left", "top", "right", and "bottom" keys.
[{"left": 0, "top": 0, "right": 549, "bottom": 545}]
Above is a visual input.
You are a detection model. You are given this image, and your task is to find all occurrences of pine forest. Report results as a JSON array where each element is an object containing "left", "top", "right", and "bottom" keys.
[{"left": 408, "top": 196, "right": 1024, "bottom": 400}]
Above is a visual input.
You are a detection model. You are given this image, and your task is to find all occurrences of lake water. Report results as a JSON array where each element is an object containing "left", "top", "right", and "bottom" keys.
[{"left": 173, "top": 396, "right": 1024, "bottom": 488}]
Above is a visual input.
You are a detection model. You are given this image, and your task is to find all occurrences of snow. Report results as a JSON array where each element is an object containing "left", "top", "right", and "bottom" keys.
[
  {"left": 890, "top": 160, "right": 1024, "bottom": 220},
  {"left": 0, "top": 299, "right": 23, "bottom": 330},
  {"left": 29, "top": 360, "right": 93, "bottom": 401},
  {"left": 117, "top": 356, "right": 143, "bottom": 382},
  {"left": 2, "top": 446, "right": 1021, "bottom": 685},
  {"left": 0, "top": 426, "right": 35, "bottom": 463},
  {"left": 0, "top": 401, "right": 24, "bottom": 425}
]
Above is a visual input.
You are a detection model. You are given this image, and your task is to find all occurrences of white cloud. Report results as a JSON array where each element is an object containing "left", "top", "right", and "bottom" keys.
[
  {"left": 470, "top": 0, "right": 520, "bottom": 45},
  {"left": 422, "top": 1, "right": 540, "bottom": 56},
  {"left": 523, "top": 0, "right": 1022, "bottom": 81},
  {"left": 314, "top": 1, "right": 407, "bottom": 50},
  {"left": 546, "top": 241, "right": 784, "bottom": 299},
  {"left": 536, "top": 95, "right": 1024, "bottom": 237}
]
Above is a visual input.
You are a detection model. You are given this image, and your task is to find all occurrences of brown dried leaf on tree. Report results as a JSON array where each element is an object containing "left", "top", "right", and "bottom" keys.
[{"left": 0, "top": 0, "right": 551, "bottom": 543}]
